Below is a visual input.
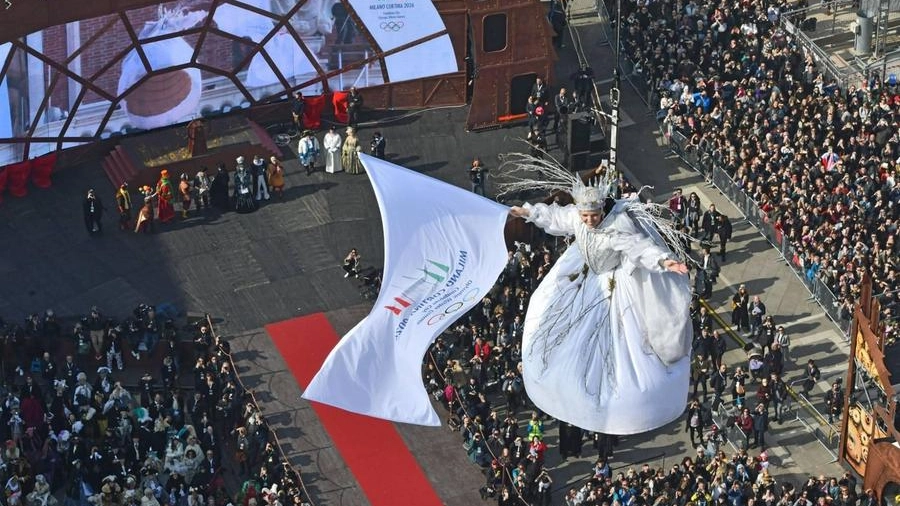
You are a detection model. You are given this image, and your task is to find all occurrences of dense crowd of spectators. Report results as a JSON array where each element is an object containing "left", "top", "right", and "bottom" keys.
[
  {"left": 420, "top": 219, "right": 862, "bottom": 504},
  {"left": 419, "top": 161, "right": 866, "bottom": 503},
  {"left": 0, "top": 306, "right": 310, "bottom": 506},
  {"left": 613, "top": 0, "right": 899, "bottom": 341}
]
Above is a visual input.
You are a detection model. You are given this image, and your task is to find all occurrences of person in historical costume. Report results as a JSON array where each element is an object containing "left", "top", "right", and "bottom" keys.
[
  {"left": 210, "top": 165, "right": 230, "bottom": 211},
  {"left": 232, "top": 157, "right": 257, "bottom": 214},
  {"left": 323, "top": 126, "right": 343, "bottom": 173},
  {"left": 135, "top": 187, "right": 155, "bottom": 233},
  {"left": 115, "top": 183, "right": 132, "bottom": 231},
  {"left": 503, "top": 154, "right": 692, "bottom": 435},
  {"left": 341, "top": 127, "right": 363, "bottom": 174},
  {"left": 267, "top": 156, "right": 286, "bottom": 199},
  {"left": 131, "top": 201, "right": 148, "bottom": 234},
  {"left": 83, "top": 189, "right": 104, "bottom": 236},
  {"left": 155, "top": 170, "right": 176, "bottom": 223},
  {"left": 251, "top": 155, "right": 270, "bottom": 201},
  {"left": 298, "top": 130, "right": 321, "bottom": 176},
  {"left": 187, "top": 119, "right": 207, "bottom": 157},
  {"left": 193, "top": 167, "right": 211, "bottom": 211},
  {"left": 178, "top": 173, "right": 192, "bottom": 219}
]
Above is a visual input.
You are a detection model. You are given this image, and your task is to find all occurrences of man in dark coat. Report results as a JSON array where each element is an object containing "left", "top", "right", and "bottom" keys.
[
  {"left": 751, "top": 403, "right": 769, "bottom": 448},
  {"left": 700, "top": 204, "right": 722, "bottom": 242},
  {"left": 347, "top": 87, "right": 363, "bottom": 128},
  {"left": 210, "top": 165, "right": 230, "bottom": 210},
  {"left": 83, "top": 189, "right": 104, "bottom": 235},
  {"left": 717, "top": 214, "right": 733, "bottom": 260},
  {"left": 825, "top": 381, "right": 844, "bottom": 423}
]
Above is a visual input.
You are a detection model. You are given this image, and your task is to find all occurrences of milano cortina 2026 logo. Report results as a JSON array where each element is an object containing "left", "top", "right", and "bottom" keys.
[{"left": 384, "top": 249, "right": 480, "bottom": 339}]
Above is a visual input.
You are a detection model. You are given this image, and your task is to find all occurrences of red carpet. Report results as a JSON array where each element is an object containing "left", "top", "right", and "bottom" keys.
[{"left": 267, "top": 313, "right": 443, "bottom": 506}]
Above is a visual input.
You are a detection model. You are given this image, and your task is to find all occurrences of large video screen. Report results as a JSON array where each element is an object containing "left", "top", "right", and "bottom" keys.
[{"left": 0, "top": 0, "right": 458, "bottom": 166}]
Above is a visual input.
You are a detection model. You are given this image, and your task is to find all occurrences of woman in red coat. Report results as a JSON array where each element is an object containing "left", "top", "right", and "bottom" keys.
[{"left": 156, "top": 169, "right": 176, "bottom": 223}]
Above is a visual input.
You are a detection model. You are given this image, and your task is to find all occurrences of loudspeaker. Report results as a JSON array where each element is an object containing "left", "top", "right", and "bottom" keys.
[
  {"left": 568, "top": 112, "right": 592, "bottom": 154},
  {"left": 801, "top": 17, "right": 817, "bottom": 31},
  {"left": 568, "top": 152, "right": 590, "bottom": 172}
]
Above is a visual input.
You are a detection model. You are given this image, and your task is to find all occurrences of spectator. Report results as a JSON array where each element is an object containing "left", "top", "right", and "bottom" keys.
[
  {"left": 710, "top": 363, "right": 728, "bottom": 410},
  {"left": 802, "top": 359, "right": 821, "bottom": 395},
  {"left": 770, "top": 373, "right": 789, "bottom": 424},
  {"left": 717, "top": 214, "right": 733, "bottom": 260},
  {"left": 749, "top": 296, "right": 767, "bottom": 336},
  {"left": 553, "top": 87, "right": 573, "bottom": 133},
  {"left": 824, "top": 381, "right": 844, "bottom": 423},
  {"left": 531, "top": 77, "right": 549, "bottom": 105},
  {"left": 735, "top": 407, "right": 753, "bottom": 449},
  {"left": 700, "top": 204, "right": 721, "bottom": 242},
  {"left": 697, "top": 247, "right": 720, "bottom": 298},
  {"left": 732, "top": 285, "right": 751, "bottom": 333},
  {"left": 669, "top": 188, "right": 687, "bottom": 223},
  {"left": 686, "top": 398, "right": 704, "bottom": 447}
]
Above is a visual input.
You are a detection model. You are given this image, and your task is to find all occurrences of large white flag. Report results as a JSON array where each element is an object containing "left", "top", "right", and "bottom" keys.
[{"left": 302, "top": 154, "right": 510, "bottom": 425}]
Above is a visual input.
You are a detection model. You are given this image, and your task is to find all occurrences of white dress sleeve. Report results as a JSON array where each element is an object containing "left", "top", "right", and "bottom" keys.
[
  {"left": 522, "top": 202, "right": 577, "bottom": 236},
  {"left": 604, "top": 212, "right": 670, "bottom": 274}
]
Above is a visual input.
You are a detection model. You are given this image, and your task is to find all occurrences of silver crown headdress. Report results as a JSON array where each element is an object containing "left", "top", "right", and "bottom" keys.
[
  {"left": 497, "top": 152, "right": 617, "bottom": 210},
  {"left": 498, "top": 151, "right": 691, "bottom": 262}
]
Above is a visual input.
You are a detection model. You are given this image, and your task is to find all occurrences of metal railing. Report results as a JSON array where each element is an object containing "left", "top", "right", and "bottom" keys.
[
  {"left": 779, "top": 3, "right": 863, "bottom": 92},
  {"left": 667, "top": 128, "right": 852, "bottom": 339},
  {"left": 786, "top": 379, "right": 840, "bottom": 462},
  {"left": 593, "top": 0, "right": 654, "bottom": 109},
  {"left": 710, "top": 403, "right": 748, "bottom": 453},
  {"left": 698, "top": 298, "right": 840, "bottom": 465}
]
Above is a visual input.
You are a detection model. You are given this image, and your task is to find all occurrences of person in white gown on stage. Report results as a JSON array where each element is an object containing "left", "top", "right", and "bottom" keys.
[
  {"left": 504, "top": 155, "right": 693, "bottom": 435},
  {"left": 323, "top": 125, "right": 343, "bottom": 173}
]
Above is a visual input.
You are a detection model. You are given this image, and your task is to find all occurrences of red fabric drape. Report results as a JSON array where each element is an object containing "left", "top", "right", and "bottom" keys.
[
  {"left": 0, "top": 167, "right": 8, "bottom": 205},
  {"left": 31, "top": 152, "right": 57, "bottom": 189},
  {"left": 302, "top": 95, "right": 326, "bottom": 129},
  {"left": 332, "top": 92, "right": 349, "bottom": 124},
  {"left": 7, "top": 160, "right": 33, "bottom": 198}
]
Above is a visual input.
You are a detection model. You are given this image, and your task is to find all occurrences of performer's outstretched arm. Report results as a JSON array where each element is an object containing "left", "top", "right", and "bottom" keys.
[{"left": 509, "top": 203, "right": 576, "bottom": 237}]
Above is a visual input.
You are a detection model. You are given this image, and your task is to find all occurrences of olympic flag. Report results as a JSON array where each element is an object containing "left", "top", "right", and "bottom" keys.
[{"left": 302, "top": 154, "right": 510, "bottom": 425}]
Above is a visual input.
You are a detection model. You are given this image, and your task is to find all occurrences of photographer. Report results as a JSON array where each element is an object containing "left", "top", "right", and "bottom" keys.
[
  {"left": 469, "top": 158, "right": 487, "bottom": 196},
  {"left": 342, "top": 249, "right": 361, "bottom": 279}
]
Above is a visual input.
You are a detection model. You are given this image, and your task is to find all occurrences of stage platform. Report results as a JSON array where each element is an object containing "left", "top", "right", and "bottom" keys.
[{"left": 101, "top": 115, "right": 283, "bottom": 189}]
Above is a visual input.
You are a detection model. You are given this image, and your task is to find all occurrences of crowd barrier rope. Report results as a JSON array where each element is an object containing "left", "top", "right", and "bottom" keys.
[{"left": 204, "top": 314, "right": 316, "bottom": 506}]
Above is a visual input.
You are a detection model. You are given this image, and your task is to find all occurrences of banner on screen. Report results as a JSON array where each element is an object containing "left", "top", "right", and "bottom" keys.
[
  {"left": 0, "top": 0, "right": 458, "bottom": 166},
  {"left": 302, "top": 154, "right": 509, "bottom": 426}
]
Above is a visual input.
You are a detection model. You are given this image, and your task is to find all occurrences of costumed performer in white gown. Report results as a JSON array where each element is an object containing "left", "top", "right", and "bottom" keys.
[
  {"left": 503, "top": 154, "right": 693, "bottom": 435},
  {"left": 323, "top": 125, "right": 343, "bottom": 173}
]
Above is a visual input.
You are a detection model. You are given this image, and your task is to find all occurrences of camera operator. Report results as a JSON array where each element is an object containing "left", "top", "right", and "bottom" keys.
[
  {"left": 342, "top": 249, "right": 361, "bottom": 279},
  {"left": 469, "top": 158, "right": 487, "bottom": 196}
]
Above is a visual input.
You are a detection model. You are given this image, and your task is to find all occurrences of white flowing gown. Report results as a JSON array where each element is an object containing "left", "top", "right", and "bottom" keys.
[{"left": 521, "top": 200, "right": 692, "bottom": 435}]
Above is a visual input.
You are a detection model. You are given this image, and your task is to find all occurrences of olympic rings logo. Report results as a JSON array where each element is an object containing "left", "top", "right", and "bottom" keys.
[
  {"left": 380, "top": 21, "right": 404, "bottom": 31},
  {"left": 425, "top": 287, "right": 481, "bottom": 326}
]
